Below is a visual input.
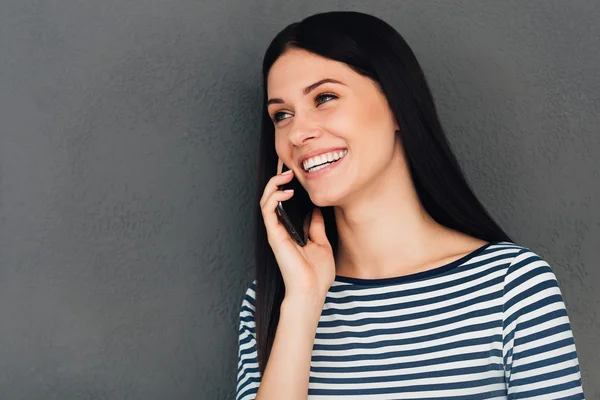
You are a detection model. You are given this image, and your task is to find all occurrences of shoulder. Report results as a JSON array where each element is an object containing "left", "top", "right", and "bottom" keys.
[
  {"left": 486, "top": 241, "right": 557, "bottom": 279},
  {"left": 496, "top": 243, "right": 567, "bottom": 321},
  {"left": 239, "top": 280, "right": 257, "bottom": 317},
  {"left": 483, "top": 241, "right": 562, "bottom": 300},
  {"left": 237, "top": 280, "right": 258, "bottom": 343},
  {"left": 500, "top": 243, "right": 559, "bottom": 289}
]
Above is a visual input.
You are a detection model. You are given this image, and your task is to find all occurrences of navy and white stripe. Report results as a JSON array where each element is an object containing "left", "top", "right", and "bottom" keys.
[{"left": 236, "top": 241, "right": 584, "bottom": 399}]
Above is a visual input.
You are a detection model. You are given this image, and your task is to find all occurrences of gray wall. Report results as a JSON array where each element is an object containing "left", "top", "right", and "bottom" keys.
[{"left": 0, "top": 0, "right": 598, "bottom": 398}]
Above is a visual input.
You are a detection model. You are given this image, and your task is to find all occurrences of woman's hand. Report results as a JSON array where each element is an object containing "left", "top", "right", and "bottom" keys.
[{"left": 259, "top": 163, "right": 336, "bottom": 301}]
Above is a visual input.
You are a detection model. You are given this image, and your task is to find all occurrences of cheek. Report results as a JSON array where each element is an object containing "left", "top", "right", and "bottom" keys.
[
  {"left": 274, "top": 143, "right": 284, "bottom": 161},
  {"left": 329, "top": 96, "right": 391, "bottom": 134},
  {"left": 274, "top": 136, "right": 293, "bottom": 163},
  {"left": 274, "top": 131, "right": 287, "bottom": 149},
  {"left": 321, "top": 102, "right": 363, "bottom": 134},
  {"left": 363, "top": 97, "right": 393, "bottom": 129}
]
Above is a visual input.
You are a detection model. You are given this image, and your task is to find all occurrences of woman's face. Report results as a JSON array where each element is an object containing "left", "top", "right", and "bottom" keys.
[{"left": 267, "top": 48, "right": 400, "bottom": 207}]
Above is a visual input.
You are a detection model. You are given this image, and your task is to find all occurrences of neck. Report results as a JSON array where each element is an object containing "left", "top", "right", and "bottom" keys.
[{"left": 332, "top": 145, "right": 465, "bottom": 280}]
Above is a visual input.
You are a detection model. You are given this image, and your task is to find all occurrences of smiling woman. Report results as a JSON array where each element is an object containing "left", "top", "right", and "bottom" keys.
[
  {"left": 266, "top": 47, "right": 403, "bottom": 207},
  {"left": 237, "top": 10, "right": 585, "bottom": 400}
]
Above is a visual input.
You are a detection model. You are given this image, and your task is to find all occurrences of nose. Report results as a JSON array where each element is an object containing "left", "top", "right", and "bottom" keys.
[{"left": 287, "top": 114, "right": 322, "bottom": 146}]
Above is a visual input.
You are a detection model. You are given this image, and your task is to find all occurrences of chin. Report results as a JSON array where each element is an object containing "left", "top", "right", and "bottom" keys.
[{"left": 308, "top": 191, "right": 343, "bottom": 208}]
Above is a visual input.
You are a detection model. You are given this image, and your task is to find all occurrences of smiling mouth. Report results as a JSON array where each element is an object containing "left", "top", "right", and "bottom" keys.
[
  {"left": 302, "top": 149, "right": 348, "bottom": 173},
  {"left": 305, "top": 158, "right": 341, "bottom": 173}
]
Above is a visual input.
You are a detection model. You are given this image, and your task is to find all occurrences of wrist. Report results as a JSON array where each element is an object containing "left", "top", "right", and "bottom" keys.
[{"left": 281, "top": 292, "right": 326, "bottom": 315}]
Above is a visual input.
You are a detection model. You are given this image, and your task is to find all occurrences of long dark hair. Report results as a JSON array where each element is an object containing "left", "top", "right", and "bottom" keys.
[{"left": 253, "top": 11, "right": 512, "bottom": 375}]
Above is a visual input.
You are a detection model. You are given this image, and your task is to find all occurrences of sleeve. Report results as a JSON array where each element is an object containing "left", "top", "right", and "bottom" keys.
[
  {"left": 502, "top": 248, "right": 585, "bottom": 399},
  {"left": 236, "top": 281, "right": 261, "bottom": 400}
]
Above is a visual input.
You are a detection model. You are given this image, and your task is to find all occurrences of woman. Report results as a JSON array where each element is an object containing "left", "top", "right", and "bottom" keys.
[{"left": 237, "top": 11, "right": 584, "bottom": 400}]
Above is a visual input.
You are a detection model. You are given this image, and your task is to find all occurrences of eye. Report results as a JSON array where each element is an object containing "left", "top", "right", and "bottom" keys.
[
  {"left": 315, "top": 93, "right": 338, "bottom": 105},
  {"left": 270, "top": 110, "right": 291, "bottom": 123},
  {"left": 269, "top": 93, "right": 338, "bottom": 124}
]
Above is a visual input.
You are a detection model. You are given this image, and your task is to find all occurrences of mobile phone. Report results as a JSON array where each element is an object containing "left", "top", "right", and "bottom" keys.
[{"left": 275, "top": 161, "right": 314, "bottom": 246}]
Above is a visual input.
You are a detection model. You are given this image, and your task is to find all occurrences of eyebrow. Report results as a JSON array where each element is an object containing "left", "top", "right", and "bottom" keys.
[{"left": 267, "top": 78, "right": 346, "bottom": 106}]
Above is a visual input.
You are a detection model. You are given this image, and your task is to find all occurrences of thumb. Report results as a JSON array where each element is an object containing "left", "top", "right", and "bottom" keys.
[{"left": 307, "top": 207, "right": 330, "bottom": 246}]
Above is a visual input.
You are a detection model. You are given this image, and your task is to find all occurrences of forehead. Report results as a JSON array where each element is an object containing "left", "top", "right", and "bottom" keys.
[{"left": 267, "top": 49, "right": 355, "bottom": 95}]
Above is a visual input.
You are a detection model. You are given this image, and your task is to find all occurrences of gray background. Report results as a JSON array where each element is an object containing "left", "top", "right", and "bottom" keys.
[{"left": 0, "top": 0, "right": 598, "bottom": 399}]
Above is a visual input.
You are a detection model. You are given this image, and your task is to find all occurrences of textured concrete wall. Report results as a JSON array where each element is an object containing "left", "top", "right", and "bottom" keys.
[{"left": 0, "top": 0, "right": 598, "bottom": 399}]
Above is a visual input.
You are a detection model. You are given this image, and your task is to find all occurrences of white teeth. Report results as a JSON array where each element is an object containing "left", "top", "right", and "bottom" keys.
[
  {"left": 303, "top": 149, "right": 348, "bottom": 172},
  {"left": 308, "top": 164, "right": 328, "bottom": 172}
]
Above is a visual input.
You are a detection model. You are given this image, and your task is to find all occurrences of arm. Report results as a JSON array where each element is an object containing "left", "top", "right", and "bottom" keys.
[
  {"left": 502, "top": 248, "right": 585, "bottom": 399},
  {"left": 256, "top": 294, "right": 324, "bottom": 399},
  {"left": 236, "top": 282, "right": 324, "bottom": 400}
]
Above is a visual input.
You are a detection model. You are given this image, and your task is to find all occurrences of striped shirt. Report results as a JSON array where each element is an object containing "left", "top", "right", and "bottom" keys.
[{"left": 236, "top": 241, "right": 585, "bottom": 399}]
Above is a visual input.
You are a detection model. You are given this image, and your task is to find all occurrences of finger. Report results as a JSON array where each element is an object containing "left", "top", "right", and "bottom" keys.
[
  {"left": 307, "top": 207, "right": 330, "bottom": 247},
  {"left": 259, "top": 169, "right": 294, "bottom": 208},
  {"left": 259, "top": 170, "right": 293, "bottom": 208},
  {"left": 261, "top": 188, "right": 294, "bottom": 238}
]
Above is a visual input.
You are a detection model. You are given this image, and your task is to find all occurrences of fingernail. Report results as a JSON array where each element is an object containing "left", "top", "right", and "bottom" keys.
[{"left": 281, "top": 169, "right": 292, "bottom": 175}]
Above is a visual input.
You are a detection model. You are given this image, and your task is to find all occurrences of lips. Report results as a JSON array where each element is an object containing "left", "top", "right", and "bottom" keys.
[{"left": 302, "top": 149, "right": 347, "bottom": 180}]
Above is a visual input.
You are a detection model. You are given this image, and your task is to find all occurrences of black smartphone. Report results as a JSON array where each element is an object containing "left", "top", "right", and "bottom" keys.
[{"left": 275, "top": 161, "right": 314, "bottom": 246}]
